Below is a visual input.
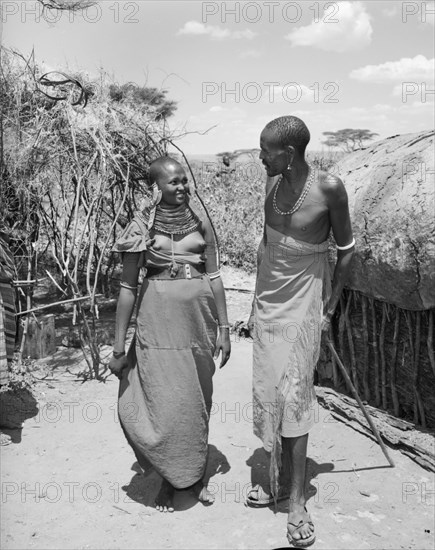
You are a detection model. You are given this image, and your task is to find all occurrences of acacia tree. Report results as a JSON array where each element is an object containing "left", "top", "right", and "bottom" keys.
[
  {"left": 322, "top": 129, "right": 379, "bottom": 152},
  {"left": 109, "top": 83, "right": 177, "bottom": 120}
]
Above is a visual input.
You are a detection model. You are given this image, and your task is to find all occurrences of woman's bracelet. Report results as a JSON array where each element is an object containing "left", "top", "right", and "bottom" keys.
[
  {"left": 219, "top": 324, "right": 231, "bottom": 330},
  {"left": 207, "top": 270, "right": 221, "bottom": 280},
  {"left": 120, "top": 282, "right": 138, "bottom": 291}
]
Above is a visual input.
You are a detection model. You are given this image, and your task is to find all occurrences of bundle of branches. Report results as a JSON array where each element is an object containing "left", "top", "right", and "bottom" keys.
[{"left": 1, "top": 47, "right": 179, "bottom": 379}]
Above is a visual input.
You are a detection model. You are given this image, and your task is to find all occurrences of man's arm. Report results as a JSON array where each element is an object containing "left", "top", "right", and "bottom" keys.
[{"left": 322, "top": 174, "right": 355, "bottom": 330}]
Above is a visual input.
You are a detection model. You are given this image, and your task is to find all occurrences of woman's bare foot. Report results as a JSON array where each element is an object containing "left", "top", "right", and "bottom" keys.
[
  {"left": 155, "top": 479, "right": 175, "bottom": 513},
  {"left": 192, "top": 480, "right": 215, "bottom": 505}
]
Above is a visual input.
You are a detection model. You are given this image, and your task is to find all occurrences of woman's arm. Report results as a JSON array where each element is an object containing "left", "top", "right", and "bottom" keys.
[
  {"left": 202, "top": 218, "right": 231, "bottom": 368},
  {"left": 109, "top": 252, "right": 141, "bottom": 377}
]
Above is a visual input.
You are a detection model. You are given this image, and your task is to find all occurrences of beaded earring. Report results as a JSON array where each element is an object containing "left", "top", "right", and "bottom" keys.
[
  {"left": 146, "top": 183, "right": 162, "bottom": 231},
  {"left": 151, "top": 183, "right": 162, "bottom": 206}
]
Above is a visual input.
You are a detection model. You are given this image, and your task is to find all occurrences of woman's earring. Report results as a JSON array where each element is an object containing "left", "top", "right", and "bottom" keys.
[
  {"left": 287, "top": 162, "right": 292, "bottom": 171},
  {"left": 151, "top": 183, "right": 162, "bottom": 206}
]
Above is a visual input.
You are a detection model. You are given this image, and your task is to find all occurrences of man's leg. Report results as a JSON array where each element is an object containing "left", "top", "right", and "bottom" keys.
[{"left": 283, "top": 434, "right": 315, "bottom": 542}]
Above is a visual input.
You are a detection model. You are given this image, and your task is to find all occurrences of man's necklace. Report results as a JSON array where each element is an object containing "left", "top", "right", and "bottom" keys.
[{"left": 272, "top": 165, "right": 314, "bottom": 216}]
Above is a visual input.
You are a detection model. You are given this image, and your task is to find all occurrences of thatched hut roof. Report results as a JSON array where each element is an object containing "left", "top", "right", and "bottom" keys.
[{"left": 337, "top": 131, "right": 435, "bottom": 310}]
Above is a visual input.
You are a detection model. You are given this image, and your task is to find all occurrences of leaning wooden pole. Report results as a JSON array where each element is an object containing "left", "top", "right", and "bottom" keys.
[{"left": 327, "top": 339, "right": 395, "bottom": 467}]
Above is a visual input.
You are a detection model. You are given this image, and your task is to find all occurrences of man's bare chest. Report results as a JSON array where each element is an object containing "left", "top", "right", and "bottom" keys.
[{"left": 264, "top": 191, "right": 329, "bottom": 241}]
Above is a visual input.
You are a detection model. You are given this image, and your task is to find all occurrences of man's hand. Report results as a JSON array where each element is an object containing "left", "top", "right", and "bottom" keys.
[
  {"left": 214, "top": 331, "right": 231, "bottom": 369},
  {"left": 109, "top": 353, "right": 129, "bottom": 379}
]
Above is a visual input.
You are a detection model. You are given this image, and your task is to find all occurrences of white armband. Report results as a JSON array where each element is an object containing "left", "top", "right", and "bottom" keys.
[
  {"left": 336, "top": 238, "right": 355, "bottom": 251},
  {"left": 207, "top": 270, "right": 221, "bottom": 280}
]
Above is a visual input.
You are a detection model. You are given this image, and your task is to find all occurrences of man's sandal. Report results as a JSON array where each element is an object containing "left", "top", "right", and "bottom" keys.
[
  {"left": 0, "top": 432, "right": 11, "bottom": 446},
  {"left": 287, "top": 507, "right": 316, "bottom": 548},
  {"left": 245, "top": 484, "right": 290, "bottom": 508}
]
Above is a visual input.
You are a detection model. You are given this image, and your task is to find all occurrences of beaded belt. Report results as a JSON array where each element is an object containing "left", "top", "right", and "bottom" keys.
[{"left": 146, "top": 264, "right": 206, "bottom": 280}]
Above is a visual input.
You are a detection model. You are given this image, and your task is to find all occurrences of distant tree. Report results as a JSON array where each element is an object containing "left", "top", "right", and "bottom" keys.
[
  {"left": 108, "top": 83, "right": 177, "bottom": 120},
  {"left": 322, "top": 129, "right": 379, "bottom": 152}
]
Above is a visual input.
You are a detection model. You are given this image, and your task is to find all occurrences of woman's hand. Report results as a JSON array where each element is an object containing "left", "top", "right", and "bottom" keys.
[
  {"left": 109, "top": 354, "right": 129, "bottom": 379},
  {"left": 214, "top": 329, "right": 231, "bottom": 369}
]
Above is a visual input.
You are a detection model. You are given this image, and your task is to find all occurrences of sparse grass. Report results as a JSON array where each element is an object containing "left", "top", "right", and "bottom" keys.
[
  {"left": 189, "top": 157, "right": 264, "bottom": 273},
  {"left": 188, "top": 149, "right": 345, "bottom": 273}
]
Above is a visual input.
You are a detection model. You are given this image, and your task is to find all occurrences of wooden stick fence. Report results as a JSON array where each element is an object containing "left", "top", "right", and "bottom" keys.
[
  {"left": 324, "top": 288, "right": 435, "bottom": 429},
  {"left": 16, "top": 295, "right": 103, "bottom": 316}
]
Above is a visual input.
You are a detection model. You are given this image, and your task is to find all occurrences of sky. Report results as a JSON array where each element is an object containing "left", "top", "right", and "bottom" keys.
[{"left": 1, "top": 0, "right": 434, "bottom": 154}]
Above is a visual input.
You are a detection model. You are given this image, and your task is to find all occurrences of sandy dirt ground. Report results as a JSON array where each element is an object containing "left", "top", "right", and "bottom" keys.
[{"left": 1, "top": 270, "right": 434, "bottom": 550}]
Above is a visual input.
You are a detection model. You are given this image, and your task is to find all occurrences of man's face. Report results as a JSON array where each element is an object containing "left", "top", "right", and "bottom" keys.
[
  {"left": 259, "top": 128, "right": 289, "bottom": 177},
  {"left": 156, "top": 163, "right": 189, "bottom": 206}
]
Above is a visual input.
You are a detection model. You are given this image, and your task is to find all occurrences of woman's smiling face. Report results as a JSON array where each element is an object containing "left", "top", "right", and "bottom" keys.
[{"left": 155, "top": 162, "right": 189, "bottom": 206}]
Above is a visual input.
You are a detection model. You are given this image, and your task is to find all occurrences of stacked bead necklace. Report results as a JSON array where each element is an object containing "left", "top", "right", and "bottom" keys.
[
  {"left": 152, "top": 203, "right": 201, "bottom": 235},
  {"left": 138, "top": 202, "right": 201, "bottom": 236},
  {"left": 138, "top": 202, "right": 201, "bottom": 277},
  {"left": 272, "top": 165, "right": 315, "bottom": 216}
]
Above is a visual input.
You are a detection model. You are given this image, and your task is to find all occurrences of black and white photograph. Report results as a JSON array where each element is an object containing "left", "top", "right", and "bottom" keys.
[{"left": 1, "top": 1, "right": 434, "bottom": 548}]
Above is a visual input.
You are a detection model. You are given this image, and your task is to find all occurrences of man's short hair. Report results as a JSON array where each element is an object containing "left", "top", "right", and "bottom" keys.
[{"left": 264, "top": 116, "right": 310, "bottom": 155}]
